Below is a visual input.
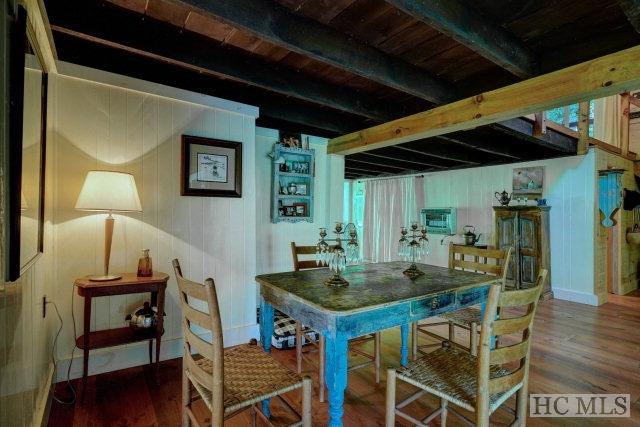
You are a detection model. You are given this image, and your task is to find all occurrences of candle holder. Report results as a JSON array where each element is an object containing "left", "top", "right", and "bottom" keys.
[
  {"left": 398, "top": 221, "right": 429, "bottom": 278},
  {"left": 316, "top": 222, "right": 361, "bottom": 287}
]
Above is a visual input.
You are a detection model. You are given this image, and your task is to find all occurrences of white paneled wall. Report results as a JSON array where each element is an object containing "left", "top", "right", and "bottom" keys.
[
  {"left": 415, "top": 151, "right": 597, "bottom": 303},
  {"left": 255, "top": 128, "right": 344, "bottom": 275},
  {"left": 48, "top": 68, "right": 259, "bottom": 379}
]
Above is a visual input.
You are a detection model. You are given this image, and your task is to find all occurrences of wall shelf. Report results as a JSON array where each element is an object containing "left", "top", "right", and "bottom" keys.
[{"left": 271, "top": 144, "right": 315, "bottom": 223}]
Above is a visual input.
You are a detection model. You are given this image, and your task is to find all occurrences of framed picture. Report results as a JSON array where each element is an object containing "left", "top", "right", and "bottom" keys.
[
  {"left": 280, "top": 131, "right": 301, "bottom": 148},
  {"left": 296, "top": 183, "right": 307, "bottom": 196},
  {"left": 292, "top": 161, "right": 310, "bottom": 174},
  {"left": 181, "top": 135, "right": 242, "bottom": 197},
  {"left": 513, "top": 166, "right": 544, "bottom": 195},
  {"left": 284, "top": 206, "right": 296, "bottom": 216},
  {"left": 293, "top": 202, "right": 308, "bottom": 216},
  {"left": 6, "top": 6, "right": 48, "bottom": 281}
]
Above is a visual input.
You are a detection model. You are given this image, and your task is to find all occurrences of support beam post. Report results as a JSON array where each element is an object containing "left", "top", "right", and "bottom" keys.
[
  {"left": 577, "top": 101, "right": 590, "bottom": 155},
  {"left": 621, "top": 93, "right": 631, "bottom": 156}
]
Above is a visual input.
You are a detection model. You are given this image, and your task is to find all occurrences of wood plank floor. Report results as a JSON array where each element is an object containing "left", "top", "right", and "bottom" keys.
[{"left": 48, "top": 296, "right": 640, "bottom": 426}]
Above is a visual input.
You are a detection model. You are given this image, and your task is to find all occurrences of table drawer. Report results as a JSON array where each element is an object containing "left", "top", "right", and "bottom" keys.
[
  {"left": 412, "top": 291, "right": 455, "bottom": 314},
  {"left": 457, "top": 286, "right": 490, "bottom": 307}
]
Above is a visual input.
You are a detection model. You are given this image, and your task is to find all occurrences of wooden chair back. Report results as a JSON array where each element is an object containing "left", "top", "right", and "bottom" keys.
[
  {"left": 475, "top": 269, "right": 547, "bottom": 415},
  {"left": 291, "top": 242, "right": 329, "bottom": 271},
  {"left": 448, "top": 244, "right": 513, "bottom": 289},
  {"left": 172, "top": 259, "right": 224, "bottom": 424}
]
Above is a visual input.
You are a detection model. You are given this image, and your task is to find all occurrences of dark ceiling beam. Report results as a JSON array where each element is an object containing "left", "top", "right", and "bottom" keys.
[
  {"left": 345, "top": 166, "right": 390, "bottom": 175},
  {"left": 618, "top": 0, "right": 640, "bottom": 33},
  {"left": 169, "top": 0, "right": 457, "bottom": 103},
  {"left": 51, "top": 31, "right": 364, "bottom": 136},
  {"left": 359, "top": 149, "right": 450, "bottom": 169},
  {"left": 386, "top": 0, "right": 538, "bottom": 78},
  {"left": 492, "top": 118, "right": 576, "bottom": 153},
  {"left": 436, "top": 134, "right": 522, "bottom": 160},
  {"left": 396, "top": 141, "right": 482, "bottom": 165},
  {"left": 345, "top": 159, "right": 407, "bottom": 174},
  {"left": 349, "top": 152, "right": 449, "bottom": 171},
  {"left": 46, "top": 0, "right": 399, "bottom": 122}
]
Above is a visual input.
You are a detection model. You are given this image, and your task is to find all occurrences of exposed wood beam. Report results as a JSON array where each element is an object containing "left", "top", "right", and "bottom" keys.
[
  {"left": 436, "top": 135, "right": 522, "bottom": 160},
  {"left": 621, "top": 92, "right": 631, "bottom": 156},
  {"left": 577, "top": 101, "right": 590, "bottom": 155},
  {"left": 51, "top": 31, "right": 363, "bottom": 136},
  {"left": 47, "top": 0, "right": 399, "bottom": 122},
  {"left": 533, "top": 112, "right": 546, "bottom": 136},
  {"left": 387, "top": 0, "right": 537, "bottom": 78},
  {"left": 492, "top": 118, "right": 575, "bottom": 153},
  {"left": 345, "top": 158, "right": 407, "bottom": 172},
  {"left": 618, "top": 0, "right": 640, "bottom": 33},
  {"left": 22, "top": 0, "right": 57, "bottom": 72},
  {"left": 345, "top": 166, "right": 389, "bottom": 175},
  {"left": 350, "top": 151, "right": 450, "bottom": 169},
  {"left": 328, "top": 45, "right": 640, "bottom": 155},
  {"left": 169, "top": 0, "right": 457, "bottom": 103},
  {"left": 395, "top": 142, "right": 481, "bottom": 165}
]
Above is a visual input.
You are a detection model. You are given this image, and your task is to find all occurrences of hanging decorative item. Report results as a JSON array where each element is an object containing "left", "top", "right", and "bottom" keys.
[
  {"left": 316, "top": 222, "right": 361, "bottom": 287},
  {"left": 598, "top": 169, "right": 625, "bottom": 227},
  {"left": 398, "top": 222, "right": 430, "bottom": 278}
]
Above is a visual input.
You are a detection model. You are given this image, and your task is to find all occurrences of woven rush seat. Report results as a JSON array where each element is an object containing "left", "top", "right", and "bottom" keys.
[
  {"left": 191, "top": 344, "right": 304, "bottom": 414},
  {"left": 440, "top": 306, "right": 482, "bottom": 327},
  {"left": 396, "top": 345, "right": 515, "bottom": 413}
]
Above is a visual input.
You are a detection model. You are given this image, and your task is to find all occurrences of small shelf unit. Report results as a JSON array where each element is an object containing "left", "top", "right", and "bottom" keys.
[{"left": 271, "top": 145, "right": 315, "bottom": 223}]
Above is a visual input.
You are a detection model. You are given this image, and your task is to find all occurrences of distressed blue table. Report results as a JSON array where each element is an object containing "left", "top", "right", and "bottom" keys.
[{"left": 255, "top": 261, "right": 498, "bottom": 427}]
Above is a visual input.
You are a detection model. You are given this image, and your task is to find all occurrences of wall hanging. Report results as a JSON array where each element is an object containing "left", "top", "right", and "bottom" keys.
[{"left": 598, "top": 169, "right": 625, "bottom": 227}]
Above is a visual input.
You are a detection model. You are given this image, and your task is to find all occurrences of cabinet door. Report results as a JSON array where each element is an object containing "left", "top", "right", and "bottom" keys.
[
  {"left": 495, "top": 212, "right": 518, "bottom": 287},
  {"left": 518, "top": 212, "right": 540, "bottom": 288}
]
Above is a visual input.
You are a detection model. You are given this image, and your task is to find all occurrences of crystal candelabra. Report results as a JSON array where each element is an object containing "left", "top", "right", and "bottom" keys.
[
  {"left": 316, "top": 222, "right": 361, "bottom": 287},
  {"left": 398, "top": 221, "right": 429, "bottom": 278}
]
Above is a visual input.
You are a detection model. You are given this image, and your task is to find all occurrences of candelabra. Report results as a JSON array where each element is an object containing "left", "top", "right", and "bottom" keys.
[
  {"left": 398, "top": 222, "right": 429, "bottom": 278},
  {"left": 316, "top": 222, "right": 361, "bottom": 287}
]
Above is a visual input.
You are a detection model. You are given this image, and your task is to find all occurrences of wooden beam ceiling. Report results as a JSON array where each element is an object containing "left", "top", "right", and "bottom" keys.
[
  {"left": 328, "top": 45, "right": 640, "bottom": 155},
  {"left": 618, "top": 0, "right": 640, "bottom": 33},
  {"left": 168, "top": 0, "right": 458, "bottom": 104},
  {"left": 386, "top": 0, "right": 537, "bottom": 78},
  {"left": 47, "top": 0, "right": 402, "bottom": 122},
  {"left": 51, "top": 31, "right": 364, "bottom": 137}
]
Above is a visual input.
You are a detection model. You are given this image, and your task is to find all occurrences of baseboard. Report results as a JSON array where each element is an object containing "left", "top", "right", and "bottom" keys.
[
  {"left": 55, "top": 323, "right": 259, "bottom": 382},
  {"left": 552, "top": 288, "right": 600, "bottom": 306}
]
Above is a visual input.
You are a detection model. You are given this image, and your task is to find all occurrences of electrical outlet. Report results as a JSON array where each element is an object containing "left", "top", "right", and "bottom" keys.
[{"left": 42, "top": 295, "right": 47, "bottom": 318}]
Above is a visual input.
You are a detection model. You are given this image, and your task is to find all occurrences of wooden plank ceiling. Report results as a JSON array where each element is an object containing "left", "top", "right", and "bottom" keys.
[{"left": 45, "top": 0, "right": 640, "bottom": 179}]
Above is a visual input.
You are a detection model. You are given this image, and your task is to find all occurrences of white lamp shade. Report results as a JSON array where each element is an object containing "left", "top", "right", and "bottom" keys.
[{"left": 75, "top": 171, "right": 142, "bottom": 212}]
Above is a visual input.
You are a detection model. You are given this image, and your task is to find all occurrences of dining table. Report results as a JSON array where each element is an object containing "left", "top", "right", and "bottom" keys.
[{"left": 255, "top": 261, "right": 500, "bottom": 427}]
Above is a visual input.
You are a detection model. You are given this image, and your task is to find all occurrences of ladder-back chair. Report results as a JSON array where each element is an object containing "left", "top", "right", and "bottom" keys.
[
  {"left": 388, "top": 269, "right": 547, "bottom": 427},
  {"left": 173, "top": 259, "right": 312, "bottom": 427},
  {"left": 412, "top": 244, "right": 513, "bottom": 357},
  {"left": 291, "top": 242, "right": 381, "bottom": 403}
]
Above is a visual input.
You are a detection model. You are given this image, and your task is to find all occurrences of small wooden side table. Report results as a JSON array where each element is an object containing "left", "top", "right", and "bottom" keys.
[{"left": 74, "top": 272, "right": 169, "bottom": 401}]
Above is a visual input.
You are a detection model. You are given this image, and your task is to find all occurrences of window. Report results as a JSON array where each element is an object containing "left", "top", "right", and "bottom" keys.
[{"left": 545, "top": 100, "right": 595, "bottom": 136}]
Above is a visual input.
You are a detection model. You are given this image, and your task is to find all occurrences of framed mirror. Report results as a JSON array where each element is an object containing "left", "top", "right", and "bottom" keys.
[{"left": 6, "top": 5, "right": 47, "bottom": 281}]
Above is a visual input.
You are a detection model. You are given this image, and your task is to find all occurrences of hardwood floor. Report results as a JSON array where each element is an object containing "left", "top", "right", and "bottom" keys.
[{"left": 48, "top": 296, "right": 640, "bottom": 426}]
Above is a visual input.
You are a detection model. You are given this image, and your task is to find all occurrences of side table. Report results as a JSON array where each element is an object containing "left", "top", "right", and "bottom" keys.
[{"left": 74, "top": 272, "right": 169, "bottom": 401}]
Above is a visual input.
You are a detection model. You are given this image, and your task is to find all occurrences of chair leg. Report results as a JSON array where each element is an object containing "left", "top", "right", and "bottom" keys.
[
  {"left": 385, "top": 368, "right": 396, "bottom": 427},
  {"left": 470, "top": 322, "right": 478, "bottom": 356},
  {"left": 318, "top": 335, "right": 325, "bottom": 403},
  {"left": 374, "top": 332, "right": 381, "bottom": 383},
  {"left": 182, "top": 373, "right": 191, "bottom": 427},
  {"left": 448, "top": 321, "right": 455, "bottom": 343},
  {"left": 515, "top": 384, "right": 528, "bottom": 426},
  {"left": 411, "top": 322, "right": 417, "bottom": 360},
  {"left": 440, "top": 399, "right": 448, "bottom": 426},
  {"left": 295, "top": 321, "right": 303, "bottom": 374},
  {"left": 301, "top": 377, "right": 312, "bottom": 427}
]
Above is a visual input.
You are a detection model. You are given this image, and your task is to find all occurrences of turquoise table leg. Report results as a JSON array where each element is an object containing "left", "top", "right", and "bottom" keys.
[
  {"left": 400, "top": 324, "right": 409, "bottom": 366},
  {"left": 325, "top": 331, "right": 349, "bottom": 427},
  {"left": 259, "top": 298, "right": 274, "bottom": 418},
  {"left": 260, "top": 298, "right": 274, "bottom": 353}
]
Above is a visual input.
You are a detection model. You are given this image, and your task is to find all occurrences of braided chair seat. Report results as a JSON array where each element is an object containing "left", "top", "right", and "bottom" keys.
[
  {"left": 396, "top": 345, "right": 518, "bottom": 413},
  {"left": 189, "top": 344, "right": 304, "bottom": 414},
  {"left": 440, "top": 306, "right": 482, "bottom": 327}
]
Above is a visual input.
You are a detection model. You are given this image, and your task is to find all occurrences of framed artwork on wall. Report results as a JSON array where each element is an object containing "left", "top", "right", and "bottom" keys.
[
  {"left": 181, "top": 135, "right": 242, "bottom": 197},
  {"left": 513, "top": 166, "right": 544, "bottom": 195}
]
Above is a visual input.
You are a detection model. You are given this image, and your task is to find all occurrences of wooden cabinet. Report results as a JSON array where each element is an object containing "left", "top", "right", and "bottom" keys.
[{"left": 494, "top": 206, "right": 552, "bottom": 299}]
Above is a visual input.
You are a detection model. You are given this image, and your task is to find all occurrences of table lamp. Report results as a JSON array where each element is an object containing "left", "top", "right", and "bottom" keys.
[{"left": 75, "top": 170, "right": 142, "bottom": 281}]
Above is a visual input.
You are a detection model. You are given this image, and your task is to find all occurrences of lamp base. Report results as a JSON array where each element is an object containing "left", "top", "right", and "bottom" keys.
[
  {"left": 403, "top": 264, "right": 424, "bottom": 279},
  {"left": 324, "top": 273, "right": 349, "bottom": 288},
  {"left": 88, "top": 274, "right": 122, "bottom": 282}
]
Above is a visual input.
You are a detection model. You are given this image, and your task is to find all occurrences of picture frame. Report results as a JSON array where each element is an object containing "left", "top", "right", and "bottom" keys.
[
  {"left": 6, "top": 6, "right": 47, "bottom": 281},
  {"left": 513, "top": 166, "right": 544, "bottom": 195},
  {"left": 293, "top": 202, "right": 308, "bottom": 217},
  {"left": 296, "top": 183, "right": 308, "bottom": 196},
  {"left": 181, "top": 135, "right": 242, "bottom": 197}
]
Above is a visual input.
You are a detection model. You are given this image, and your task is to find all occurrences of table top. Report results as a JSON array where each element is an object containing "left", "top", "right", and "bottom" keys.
[
  {"left": 255, "top": 261, "right": 499, "bottom": 314},
  {"left": 75, "top": 272, "right": 169, "bottom": 289}
]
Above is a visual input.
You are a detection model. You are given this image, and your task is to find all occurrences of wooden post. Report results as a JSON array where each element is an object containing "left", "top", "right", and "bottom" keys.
[
  {"left": 577, "top": 101, "right": 590, "bottom": 155},
  {"left": 621, "top": 93, "right": 630, "bottom": 156},
  {"left": 533, "top": 112, "right": 546, "bottom": 136}
]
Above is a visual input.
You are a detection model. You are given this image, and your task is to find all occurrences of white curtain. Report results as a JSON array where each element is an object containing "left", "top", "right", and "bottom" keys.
[
  {"left": 594, "top": 95, "right": 621, "bottom": 147},
  {"left": 362, "top": 176, "right": 424, "bottom": 262}
]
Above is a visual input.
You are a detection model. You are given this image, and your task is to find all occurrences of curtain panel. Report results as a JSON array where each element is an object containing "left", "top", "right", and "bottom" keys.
[{"left": 362, "top": 176, "right": 424, "bottom": 263}]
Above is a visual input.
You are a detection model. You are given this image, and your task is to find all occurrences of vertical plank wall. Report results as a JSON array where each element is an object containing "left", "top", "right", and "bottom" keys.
[
  {"left": 49, "top": 73, "right": 258, "bottom": 379},
  {"left": 255, "top": 128, "right": 344, "bottom": 276},
  {"left": 411, "top": 151, "right": 598, "bottom": 304}
]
